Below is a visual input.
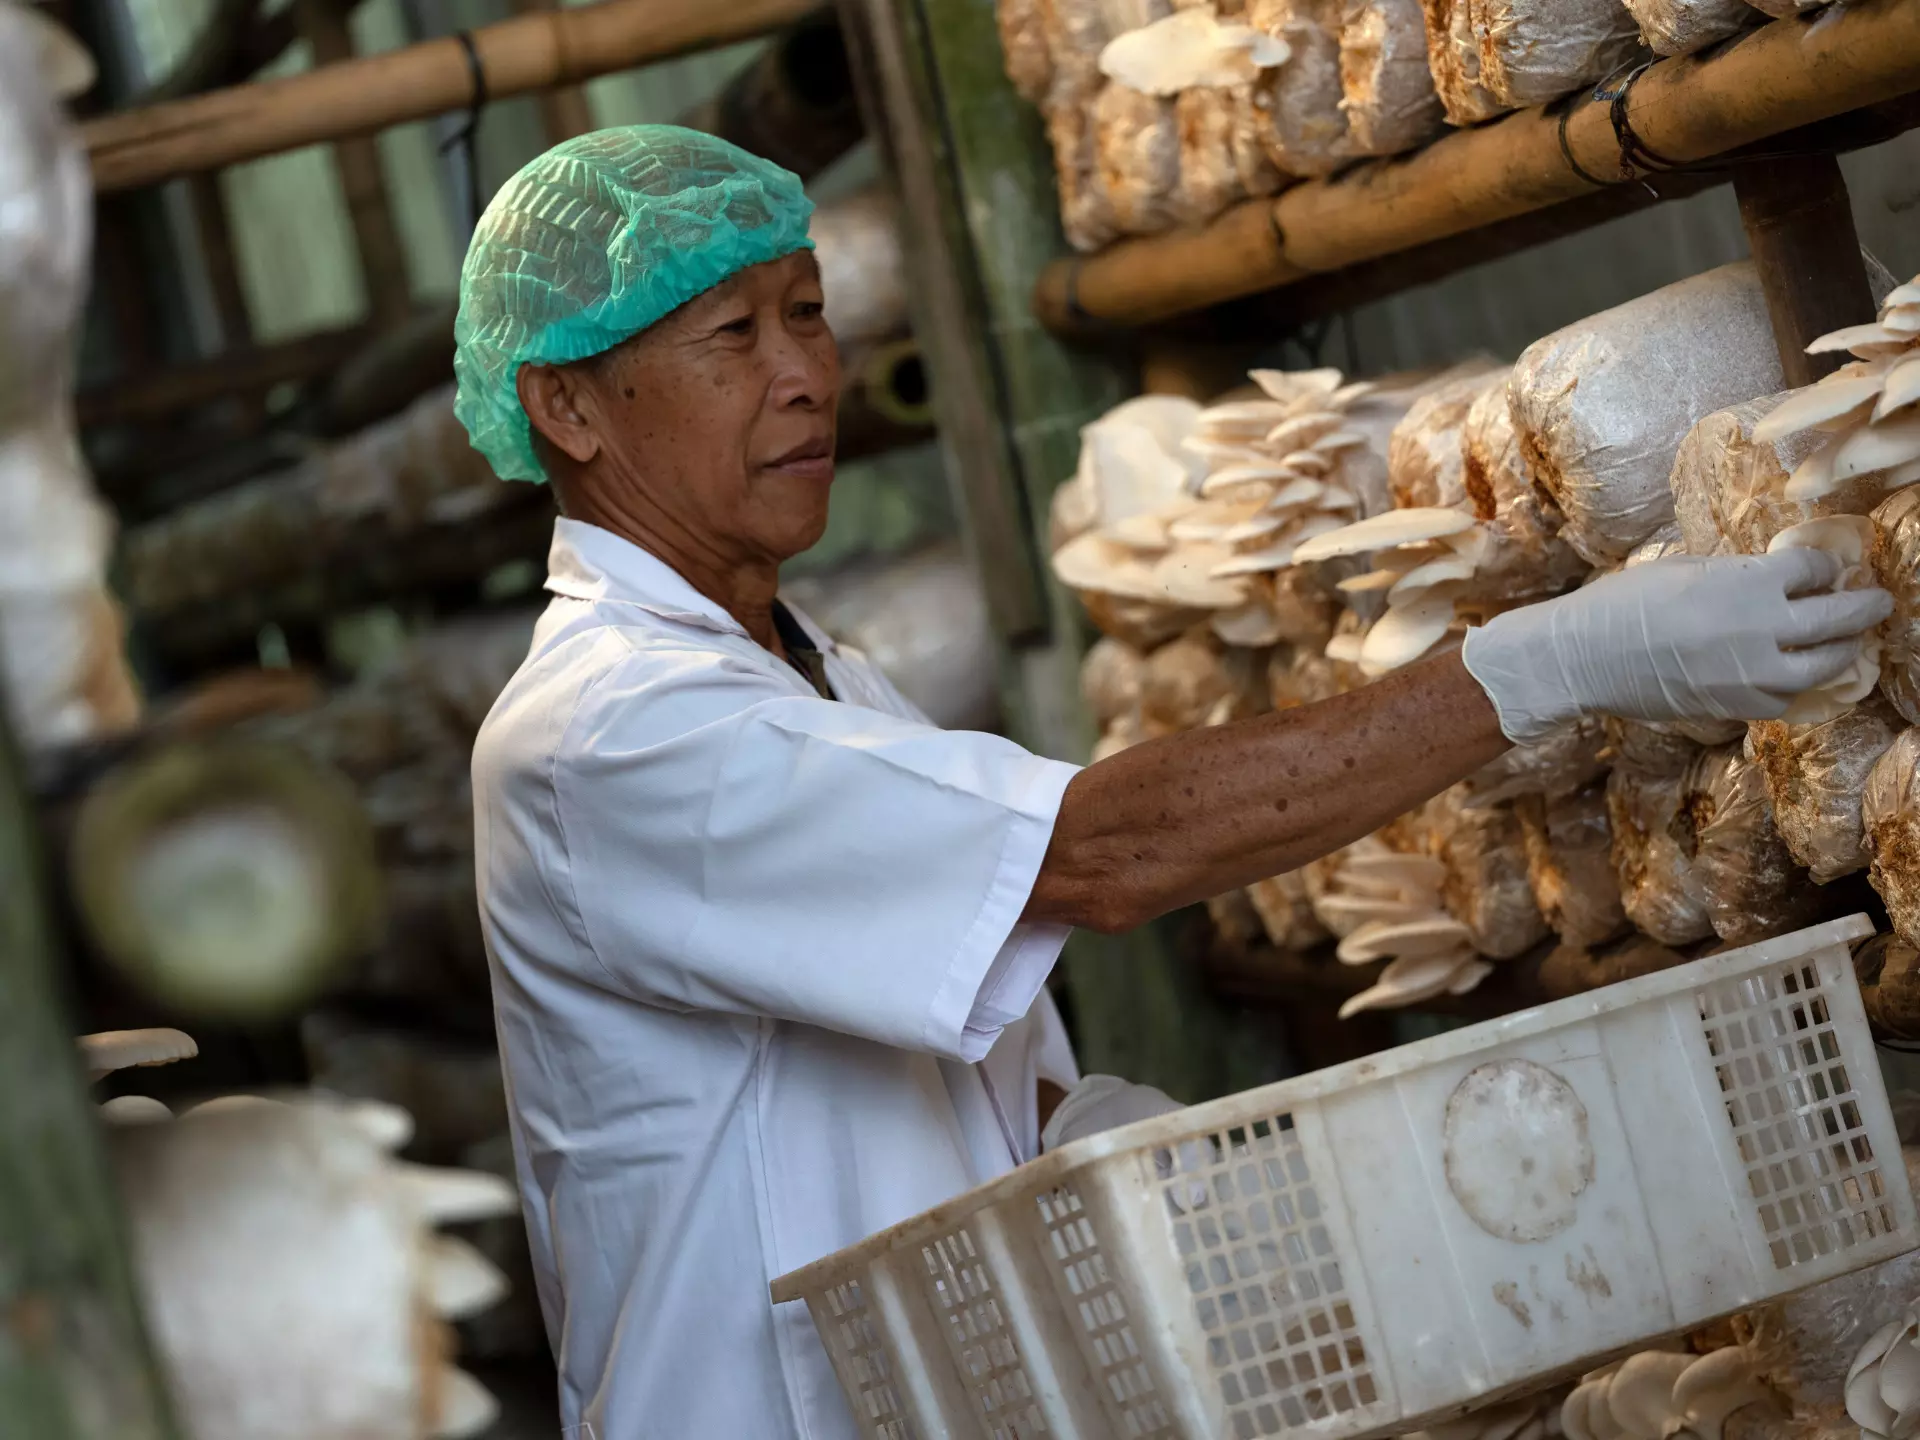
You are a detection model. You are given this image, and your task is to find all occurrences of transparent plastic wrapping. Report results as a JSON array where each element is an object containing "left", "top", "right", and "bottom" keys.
[
  {"left": 1621, "top": 0, "right": 1756, "bottom": 54},
  {"left": 1512, "top": 263, "right": 1785, "bottom": 566},
  {"left": 1669, "top": 392, "right": 1882, "bottom": 559},
  {"left": 997, "top": 0, "right": 1055, "bottom": 102},
  {"left": 1470, "top": 0, "right": 1647, "bottom": 107},
  {"left": 1608, "top": 765, "right": 1714, "bottom": 945},
  {"left": 1268, "top": 636, "right": 1358, "bottom": 709},
  {"left": 1246, "top": 868, "right": 1333, "bottom": 950},
  {"left": 1045, "top": 92, "right": 1118, "bottom": 253},
  {"left": 1338, "top": 0, "right": 1445, "bottom": 156},
  {"left": 1435, "top": 789, "right": 1550, "bottom": 958},
  {"left": 1092, "top": 82, "right": 1179, "bottom": 234},
  {"left": 1139, "top": 631, "right": 1266, "bottom": 735},
  {"left": 1866, "top": 729, "right": 1920, "bottom": 949},
  {"left": 1080, "top": 635, "right": 1147, "bottom": 725},
  {"left": 1677, "top": 744, "right": 1824, "bottom": 945},
  {"left": 1246, "top": 0, "right": 1355, "bottom": 175},
  {"left": 1228, "top": 82, "right": 1289, "bottom": 196},
  {"left": 1461, "top": 715, "right": 1608, "bottom": 808},
  {"left": 1388, "top": 366, "right": 1505, "bottom": 510},
  {"left": 1747, "top": 697, "right": 1902, "bottom": 885},
  {"left": 1741, "top": 1236, "right": 1920, "bottom": 1440},
  {"left": 1874, "top": 486, "right": 1920, "bottom": 726},
  {"left": 1457, "top": 378, "right": 1592, "bottom": 609},
  {"left": 1170, "top": 85, "right": 1244, "bottom": 225},
  {"left": 1604, "top": 715, "right": 1745, "bottom": 779},
  {"left": 0, "top": 28, "right": 138, "bottom": 747},
  {"left": 1042, "top": 0, "right": 1113, "bottom": 94},
  {"left": 1420, "top": 0, "right": 1505, "bottom": 124},
  {"left": 1518, "top": 784, "right": 1628, "bottom": 949}
]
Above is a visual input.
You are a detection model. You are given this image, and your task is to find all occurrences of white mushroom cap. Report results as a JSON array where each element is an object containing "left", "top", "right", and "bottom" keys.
[
  {"left": 1098, "top": 7, "right": 1290, "bottom": 94},
  {"left": 1337, "top": 949, "right": 1480, "bottom": 1019},
  {"left": 1293, "top": 507, "right": 1477, "bottom": 563},
  {"left": 1360, "top": 593, "right": 1457, "bottom": 675},
  {"left": 1605, "top": 1351, "right": 1694, "bottom": 1438},
  {"left": 1336, "top": 915, "right": 1473, "bottom": 964},
  {"left": 1751, "top": 372, "right": 1888, "bottom": 443},
  {"left": 1670, "top": 1347, "right": 1775, "bottom": 1440},
  {"left": 100, "top": 1095, "right": 174, "bottom": 1125},
  {"left": 80, "top": 1028, "right": 199, "bottom": 1082}
]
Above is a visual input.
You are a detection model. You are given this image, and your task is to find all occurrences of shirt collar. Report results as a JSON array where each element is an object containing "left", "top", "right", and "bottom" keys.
[{"left": 544, "top": 517, "right": 833, "bottom": 651}]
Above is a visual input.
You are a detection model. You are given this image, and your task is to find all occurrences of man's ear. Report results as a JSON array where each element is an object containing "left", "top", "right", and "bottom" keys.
[{"left": 517, "top": 363, "right": 602, "bottom": 466}]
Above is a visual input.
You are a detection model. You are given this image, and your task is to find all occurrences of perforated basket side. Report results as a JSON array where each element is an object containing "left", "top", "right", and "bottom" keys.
[
  {"left": 905, "top": 1200, "right": 1121, "bottom": 1439},
  {"left": 1033, "top": 1175, "right": 1190, "bottom": 1438},
  {"left": 1034, "top": 1104, "right": 1397, "bottom": 1440},
  {"left": 805, "top": 1276, "right": 918, "bottom": 1440},
  {"left": 1693, "top": 946, "right": 1910, "bottom": 1275}
]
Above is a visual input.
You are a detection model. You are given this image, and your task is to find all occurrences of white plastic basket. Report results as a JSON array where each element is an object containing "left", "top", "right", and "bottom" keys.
[{"left": 772, "top": 915, "right": 1917, "bottom": 1440}]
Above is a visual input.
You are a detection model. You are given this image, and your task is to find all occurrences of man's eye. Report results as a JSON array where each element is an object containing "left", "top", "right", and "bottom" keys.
[
  {"left": 718, "top": 315, "right": 754, "bottom": 336},
  {"left": 793, "top": 301, "right": 825, "bottom": 320}
]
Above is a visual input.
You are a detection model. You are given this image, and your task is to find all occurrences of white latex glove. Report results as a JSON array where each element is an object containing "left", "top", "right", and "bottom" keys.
[
  {"left": 1040, "top": 1074, "right": 1183, "bottom": 1151},
  {"left": 1460, "top": 549, "right": 1892, "bottom": 744}
]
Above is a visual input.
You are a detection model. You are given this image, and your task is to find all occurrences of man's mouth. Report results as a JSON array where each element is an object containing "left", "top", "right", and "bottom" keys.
[{"left": 767, "top": 436, "right": 835, "bottom": 479}]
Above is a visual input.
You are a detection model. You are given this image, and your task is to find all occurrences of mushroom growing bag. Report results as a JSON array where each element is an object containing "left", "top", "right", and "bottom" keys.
[{"left": 1512, "top": 262, "right": 1785, "bottom": 566}]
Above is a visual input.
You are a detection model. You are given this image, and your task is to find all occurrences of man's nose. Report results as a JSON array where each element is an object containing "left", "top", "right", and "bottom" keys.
[{"left": 765, "top": 324, "right": 839, "bottom": 411}]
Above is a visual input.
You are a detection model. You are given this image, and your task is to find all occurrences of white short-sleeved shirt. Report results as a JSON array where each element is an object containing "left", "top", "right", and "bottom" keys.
[{"left": 472, "top": 519, "right": 1081, "bottom": 1440}]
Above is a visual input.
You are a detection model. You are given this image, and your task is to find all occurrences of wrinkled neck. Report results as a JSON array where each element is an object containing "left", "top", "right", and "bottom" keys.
[{"left": 558, "top": 474, "right": 784, "bottom": 655}]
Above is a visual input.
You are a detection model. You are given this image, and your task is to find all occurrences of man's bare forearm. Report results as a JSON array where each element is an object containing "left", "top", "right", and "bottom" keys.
[{"left": 1024, "top": 650, "right": 1510, "bottom": 933}]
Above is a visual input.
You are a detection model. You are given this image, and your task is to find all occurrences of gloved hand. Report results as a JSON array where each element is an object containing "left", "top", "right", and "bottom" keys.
[
  {"left": 1460, "top": 549, "right": 1892, "bottom": 744},
  {"left": 1040, "top": 1074, "right": 1183, "bottom": 1151}
]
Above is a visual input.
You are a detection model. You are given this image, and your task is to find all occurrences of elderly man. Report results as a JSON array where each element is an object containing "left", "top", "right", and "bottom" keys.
[{"left": 460, "top": 127, "right": 1887, "bottom": 1439}]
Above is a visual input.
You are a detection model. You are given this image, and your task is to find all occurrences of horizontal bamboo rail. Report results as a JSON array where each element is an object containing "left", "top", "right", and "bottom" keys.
[
  {"left": 1034, "top": 0, "right": 1920, "bottom": 335},
  {"left": 82, "top": 0, "right": 817, "bottom": 193}
]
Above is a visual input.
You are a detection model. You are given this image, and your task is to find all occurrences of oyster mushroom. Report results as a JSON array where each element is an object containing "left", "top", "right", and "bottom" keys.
[
  {"left": 1098, "top": 6, "right": 1291, "bottom": 91},
  {"left": 111, "top": 1095, "right": 517, "bottom": 1440},
  {"left": 1847, "top": 1304, "right": 1920, "bottom": 1440},
  {"left": 1750, "top": 274, "right": 1920, "bottom": 503},
  {"left": 80, "top": 1027, "right": 198, "bottom": 1083},
  {"left": 1670, "top": 1345, "right": 1777, "bottom": 1440},
  {"left": 1765, "top": 514, "right": 1881, "bottom": 724}
]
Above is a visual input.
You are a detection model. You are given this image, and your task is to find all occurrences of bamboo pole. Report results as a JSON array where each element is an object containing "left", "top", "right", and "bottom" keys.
[
  {"left": 82, "top": 0, "right": 817, "bottom": 193},
  {"left": 510, "top": 0, "right": 596, "bottom": 144},
  {"left": 1034, "top": 0, "right": 1920, "bottom": 334},
  {"left": 0, "top": 717, "right": 186, "bottom": 1440}
]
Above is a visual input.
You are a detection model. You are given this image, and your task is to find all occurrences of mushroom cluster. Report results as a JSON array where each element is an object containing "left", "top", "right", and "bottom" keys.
[
  {"left": 1561, "top": 1348, "right": 1774, "bottom": 1440},
  {"left": 1059, "top": 268, "right": 1920, "bottom": 1015},
  {"left": 1848, "top": 1303, "right": 1920, "bottom": 1440},
  {"left": 1002, "top": 0, "right": 1726, "bottom": 249},
  {"left": 1317, "top": 841, "right": 1492, "bottom": 1017},
  {"left": 1660, "top": 271, "right": 1920, "bottom": 950},
  {"left": 1752, "top": 281, "right": 1920, "bottom": 504},
  {"left": 111, "top": 1093, "right": 515, "bottom": 1440}
]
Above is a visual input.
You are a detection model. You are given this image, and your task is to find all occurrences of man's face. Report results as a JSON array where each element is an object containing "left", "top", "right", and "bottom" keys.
[{"left": 526, "top": 249, "right": 842, "bottom": 564}]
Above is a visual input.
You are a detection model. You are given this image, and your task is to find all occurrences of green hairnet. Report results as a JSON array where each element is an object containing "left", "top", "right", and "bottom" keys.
[{"left": 453, "top": 125, "right": 816, "bottom": 484}]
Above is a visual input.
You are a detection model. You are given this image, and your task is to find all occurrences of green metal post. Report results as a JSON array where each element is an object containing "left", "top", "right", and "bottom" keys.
[{"left": 0, "top": 719, "right": 183, "bottom": 1439}]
